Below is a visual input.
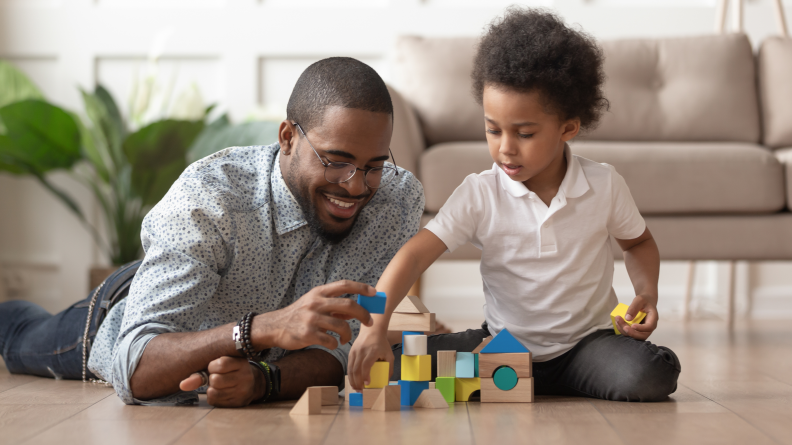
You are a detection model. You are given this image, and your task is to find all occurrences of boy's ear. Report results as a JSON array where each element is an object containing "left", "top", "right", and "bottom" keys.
[{"left": 560, "top": 118, "right": 581, "bottom": 142}]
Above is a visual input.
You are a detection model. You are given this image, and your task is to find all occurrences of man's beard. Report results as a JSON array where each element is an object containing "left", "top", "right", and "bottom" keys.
[{"left": 285, "top": 160, "right": 365, "bottom": 245}]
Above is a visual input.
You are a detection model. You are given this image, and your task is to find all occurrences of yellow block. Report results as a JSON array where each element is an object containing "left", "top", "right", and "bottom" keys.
[
  {"left": 401, "top": 354, "right": 431, "bottom": 381},
  {"left": 610, "top": 303, "right": 647, "bottom": 335},
  {"left": 455, "top": 377, "right": 481, "bottom": 402},
  {"left": 365, "top": 361, "right": 389, "bottom": 389}
]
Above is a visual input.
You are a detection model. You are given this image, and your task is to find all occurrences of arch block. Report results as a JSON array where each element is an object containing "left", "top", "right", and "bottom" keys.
[{"left": 454, "top": 377, "right": 481, "bottom": 402}]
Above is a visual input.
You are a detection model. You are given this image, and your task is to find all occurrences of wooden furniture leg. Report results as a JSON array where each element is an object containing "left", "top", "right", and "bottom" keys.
[
  {"left": 731, "top": 0, "right": 743, "bottom": 33},
  {"left": 726, "top": 260, "right": 736, "bottom": 331},
  {"left": 683, "top": 261, "right": 696, "bottom": 322},
  {"left": 772, "top": 0, "right": 789, "bottom": 37}
]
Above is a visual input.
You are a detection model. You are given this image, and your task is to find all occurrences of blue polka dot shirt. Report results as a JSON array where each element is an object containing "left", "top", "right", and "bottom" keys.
[{"left": 87, "top": 143, "right": 424, "bottom": 405}]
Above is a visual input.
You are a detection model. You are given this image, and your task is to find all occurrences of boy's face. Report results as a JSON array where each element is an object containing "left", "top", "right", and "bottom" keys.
[{"left": 482, "top": 85, "right": 579, "bottom": 184}]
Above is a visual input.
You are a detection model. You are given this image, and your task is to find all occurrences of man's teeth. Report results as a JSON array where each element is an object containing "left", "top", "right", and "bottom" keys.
[{"left": 328, "top": 196, "right": 354, "bottom": 208}]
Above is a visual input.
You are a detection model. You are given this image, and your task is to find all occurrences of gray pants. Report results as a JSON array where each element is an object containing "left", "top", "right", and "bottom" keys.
[{"left": 392, "top": 322, "right": 680, "bottom": 402}]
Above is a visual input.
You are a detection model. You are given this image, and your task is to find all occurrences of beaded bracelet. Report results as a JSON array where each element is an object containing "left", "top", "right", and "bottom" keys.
[{"left": 235, "top": 311, "right": 259, "bottom": 361}]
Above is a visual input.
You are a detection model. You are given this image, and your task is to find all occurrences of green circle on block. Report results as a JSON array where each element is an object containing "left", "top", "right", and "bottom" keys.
[{"left": 493, "top": 366, "right": 518, "bottom": 391}]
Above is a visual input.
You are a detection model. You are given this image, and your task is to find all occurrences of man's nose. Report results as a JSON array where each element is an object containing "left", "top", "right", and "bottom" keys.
[{"left": 340, "top": 170, "right": 369, "bottom": 196}]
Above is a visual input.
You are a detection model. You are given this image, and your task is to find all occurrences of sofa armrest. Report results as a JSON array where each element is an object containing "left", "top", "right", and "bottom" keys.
[
  {"left": 387, "top": 84, "right": 425, "bottom": 177},
  {"left": 775, "top": 148, "right": 792, "bottom": 210}
]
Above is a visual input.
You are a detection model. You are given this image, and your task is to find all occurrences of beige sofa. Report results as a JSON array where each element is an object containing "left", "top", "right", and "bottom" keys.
[{"left": 386, "top": 34, "right": 792, "bottom": 325}]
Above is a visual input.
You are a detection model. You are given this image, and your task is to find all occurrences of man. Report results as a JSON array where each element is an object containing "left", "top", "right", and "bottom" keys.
[{"left": 0, "top": 57, "right": 425, "bottom": 407}]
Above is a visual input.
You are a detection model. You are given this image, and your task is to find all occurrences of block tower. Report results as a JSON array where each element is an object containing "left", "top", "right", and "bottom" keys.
[
  {"left": 389, "top": 295, "right": 435, "bottom": 406},
  {"left": 478, "top": 328, "right": 534, "bottom": 403}
]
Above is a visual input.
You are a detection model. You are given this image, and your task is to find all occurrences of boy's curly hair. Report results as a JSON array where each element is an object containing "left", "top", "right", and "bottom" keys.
[{"left": 472, "top": 7, "right": 609, "bottom": 130}]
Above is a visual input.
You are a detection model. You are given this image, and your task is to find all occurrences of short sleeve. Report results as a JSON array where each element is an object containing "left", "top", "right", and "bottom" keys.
[
  {"left": 606, "top": 165, "right": 646, "bottom": 240},
  {"left": 424, "top": 174, "right": 483, "bottom": 252}
]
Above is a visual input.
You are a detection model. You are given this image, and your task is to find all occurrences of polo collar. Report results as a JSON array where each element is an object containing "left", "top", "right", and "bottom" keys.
[
  {"left": 498, "top": 144, "right": 590, "bottom": 199},
  {"left": 271, "top": 149, "right": 308, "bottom": 236}
]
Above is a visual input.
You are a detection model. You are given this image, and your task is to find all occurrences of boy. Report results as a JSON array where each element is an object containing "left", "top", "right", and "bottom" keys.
[{"left": 347, "top": 8, "right": 680, "bottom": 402}]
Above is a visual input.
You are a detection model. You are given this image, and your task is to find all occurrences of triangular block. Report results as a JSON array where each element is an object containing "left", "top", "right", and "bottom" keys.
[
  {"left": 372, "top": 385, "right": 401, "bottom": 411},
  {"left": 290, "top": 387, "right": 322, "bottom": 415},
  {"left": 480, "top": 329, "right": 529, "bottom": 354},
  {"left": 394, "top": 295, "right": 429, "bottom": 314},
  {"left": 413, "top": 389, "right": 449, "bottom": 409}
]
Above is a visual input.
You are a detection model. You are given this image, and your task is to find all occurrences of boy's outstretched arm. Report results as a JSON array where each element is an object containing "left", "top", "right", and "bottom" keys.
[
  {"left": 347, "top": 229, "right": 448, "bottom": 390},
  {"left": 615, "top": 227, "right": 661, "bottom": 340}
]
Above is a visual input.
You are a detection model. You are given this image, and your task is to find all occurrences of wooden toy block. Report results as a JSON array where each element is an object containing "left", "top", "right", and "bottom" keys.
[
  {"left": 401, "top": 354, "right": 431, "bottom": 381},
  {"left": 389, "top": 313, "right": 436, "bottom": 332},
  {"left": 456, "top": 352, "right": 475, "bottom": 378},
  {"left": 372, "top": 385, "right": 401, "bottom": 411},
  {"left": 403, "top": 334, "right": 427, "bottom": 356},
  {"left": 493, "top": 366, "right": 518, "bottom": 390},
  {"left": 398, "top": 380, "right": 429, "bottom": 406},
  {"left": 365, "top": 361, "right": 389, "bottom": 388},
  {"left": 454, "top": 377, "right": 481, "bottom": 402},
  {"left": 478, "top": 353, "right": 532, "bottom": 378},
  {"left": 389, "top": 381, "right": 399, "bottom": 385},
  {"left": 402, "top": 331, "right": 421, "bottom": 347},
  {"left": 437, "top": 351, "right": 456, "bottom": 377},
  {"left": 357, "top": 292, "right": 387, "bottom": 314},
  {"left": 435, "top": 377, "right": 455, "bottom": 403},
  {"left": 394, "top": 294, "right": 429, "bottom": 313},
  {"left": 362, "top": 388, "right": 383, "bottom": 409},
  {"left": 480, "top": 377, "right": 534, "bottom": 403},
  {"left": 480, "top": 328, "right": 529, "bottom": 354},
  {"left": 610, "top": 303, "right": 647, "bottom": 335},
  {"left": 471, "top": 336, "right": 493, "bottom": 354},
  {"left": 348, "top": 392, "right": 363, "bottom": 407},
  {"left": 429, "top": 382, "right": 436, "bottom": 389},
  {"left": 474, "top": 353, "right": 479, "bottom": 377},
  {"left": 345, "top": 375, "right": 360, "bottom": 406},
  {"left": 313, "top": 386, "right": 340, "bottom": 405},
  {"left": 413, "top": 389, "right": 449, "bottom": 409},
  {"left": 290, "top": 387, "right": 322, "bottom": 415}
]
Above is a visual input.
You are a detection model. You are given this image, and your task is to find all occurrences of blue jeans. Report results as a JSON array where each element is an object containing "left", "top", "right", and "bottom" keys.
[
  {"left": 392, "top": 322, "right": 681, "bottom": 402},
  {"left": 0, "top": 296, "right": 97, "bottom": 379}
]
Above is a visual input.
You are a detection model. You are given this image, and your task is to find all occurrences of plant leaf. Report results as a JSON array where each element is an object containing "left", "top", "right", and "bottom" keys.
[
  {"left": 0, "top": 134, "right": 27, "bottom": 174},
  {"left": 94, "top": 85, "right": 127, "bottom": 140},
  {"left": 187, "top": 118, "right": 279, "bottom": 163},
  {"left": 0, "top": 99, "right": 82, "bottom": 173},
  {"left": 0, "top": 60, "right": 45, "bottom": 108},
  {"left": 124, "top": 119, "right": 204, "bottom": 206}
]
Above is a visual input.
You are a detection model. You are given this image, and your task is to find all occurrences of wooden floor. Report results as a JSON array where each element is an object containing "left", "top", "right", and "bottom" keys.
[{"left": 2, "top": 320, "right": 792, "bottom": 445}]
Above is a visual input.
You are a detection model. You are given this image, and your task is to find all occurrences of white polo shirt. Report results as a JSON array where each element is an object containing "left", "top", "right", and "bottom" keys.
[{"left": 424, "top": 145, "right": 646, "bottom": 361}]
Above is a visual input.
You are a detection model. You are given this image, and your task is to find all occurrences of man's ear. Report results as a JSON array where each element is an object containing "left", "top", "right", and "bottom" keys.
[
  {"left": 560, "top": 118, "right": 581, "bottom": 142},
  {"left": 278, "top": 120, "right": 296, "bottom": 154}
]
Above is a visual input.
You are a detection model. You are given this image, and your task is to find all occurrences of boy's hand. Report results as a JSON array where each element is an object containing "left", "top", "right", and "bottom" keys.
[
  {"left": 615, "top": 294, "right": 658, "bottom": 341},
  {"left": 347, "top": 328, "right": 393, "bottom": 391}
]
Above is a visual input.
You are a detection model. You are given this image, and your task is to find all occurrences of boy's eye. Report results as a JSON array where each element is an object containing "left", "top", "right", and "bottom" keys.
[
  {"left": 486, "top": 128, "right": 501, "bottom": 135},
  {"left": 518, "top": 133, "right": 534, "bottom": 139}
]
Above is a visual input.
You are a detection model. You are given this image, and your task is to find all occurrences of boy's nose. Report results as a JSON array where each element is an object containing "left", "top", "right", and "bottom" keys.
[{"left": 499, "top": 136, "right": 519, "bottom": 155}]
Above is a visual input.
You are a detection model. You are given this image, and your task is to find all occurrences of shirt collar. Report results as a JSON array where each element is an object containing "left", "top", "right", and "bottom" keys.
[
  {"left": 271, "top": 147, "right": 308, "bottom": 236},
  {"left": 498, "top": 144, "right": 590, "bottom": 199}
]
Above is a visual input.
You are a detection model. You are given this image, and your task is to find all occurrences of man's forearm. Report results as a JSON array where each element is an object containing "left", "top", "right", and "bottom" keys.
[
  {"left": 271, "top": 349, "right": 345, "bottom": 400},
  {"left": 130, "top": 322, "right": 238, "bottom": 400}
]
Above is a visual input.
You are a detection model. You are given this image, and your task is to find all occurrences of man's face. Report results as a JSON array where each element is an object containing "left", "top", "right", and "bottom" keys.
[{"left": 279, "top": 106, "right": 393, "bottom": 244}]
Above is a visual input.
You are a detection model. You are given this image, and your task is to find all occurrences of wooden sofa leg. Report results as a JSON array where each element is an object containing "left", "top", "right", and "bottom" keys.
[
  {"left": 408, "top": 275, "right": 422, "bottom": 299},
  {"left": 683, "top": 261, "right": 696, "bottom": 322},
  {"left": 726, "top": 260, "right": 736, "bottom": 331}
]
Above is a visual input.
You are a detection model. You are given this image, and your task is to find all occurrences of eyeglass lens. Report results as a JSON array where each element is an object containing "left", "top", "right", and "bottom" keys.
[{"left": 324, "top": 162, "right": 396, "bottom": 189}]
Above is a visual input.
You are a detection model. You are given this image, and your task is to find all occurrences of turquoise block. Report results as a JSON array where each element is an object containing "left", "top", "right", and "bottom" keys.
[
  {"left": 493, "top": 366, "right": 518, "bottom": 391},
  {"left": 474, "top": 353, "right": 479, "bottom": 377},
  {"left": 456, "top": 352, "right": 475, "bottom": 378}
]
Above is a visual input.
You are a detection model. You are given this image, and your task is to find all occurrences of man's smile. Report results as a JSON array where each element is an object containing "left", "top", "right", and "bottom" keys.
[{"left": 322, "top": 193, "right": 363, "bottom": 219}]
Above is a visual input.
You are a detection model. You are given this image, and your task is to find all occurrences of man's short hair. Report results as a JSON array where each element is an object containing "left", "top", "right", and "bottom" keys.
[{"left": 286, "top": 57, "right": 393, "bottom": 132}]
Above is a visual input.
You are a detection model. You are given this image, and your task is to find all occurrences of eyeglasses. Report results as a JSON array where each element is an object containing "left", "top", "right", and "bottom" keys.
[{"left": 294, "top": 122, "right": 399, "bottom": 189}]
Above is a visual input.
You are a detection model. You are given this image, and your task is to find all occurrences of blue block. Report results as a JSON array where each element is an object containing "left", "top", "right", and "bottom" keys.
[
  {"left": 398, "top": 380, "right": 429, "bottom": 406},
  {"left": 480, "top": 328, "right": 530, "bottom": 354},
  {"left": 402, "top": 331, "right": 421, "bottom": 350},
  {"left": 357, "top": 292, "right": 387, "bottom": 314},
  {"left": 349, "top": 392, "right": 363, "bottom": 407},
  {"left": 456, "top": 352, "right": 475, "bottom": 378}
]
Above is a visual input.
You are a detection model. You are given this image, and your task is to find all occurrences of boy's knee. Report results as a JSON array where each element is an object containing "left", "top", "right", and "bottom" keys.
[{"left": 611, "top": 344, "right": 681, "bottom": 402}]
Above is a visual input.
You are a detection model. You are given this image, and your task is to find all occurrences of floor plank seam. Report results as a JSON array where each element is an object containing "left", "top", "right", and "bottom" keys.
[
  {"left": 166, "top": 404, "right": 215, "bottom": 445},
  {"left": 680, "top": 383, "right": 784, "bottom": 445},
  {"left": 317, "top": 402, "right": 342, "bottom": 445},
  {"left": 586, "top": 399, "right": 629, "bottom": 445},
  {"left": 19, "top": 389, "right": 115, "bottom": 445},
  {"left": 464, "top": 402, "right": 476, "bottom": 445}
]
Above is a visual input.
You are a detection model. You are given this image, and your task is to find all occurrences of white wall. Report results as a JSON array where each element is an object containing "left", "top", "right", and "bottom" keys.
[{"left": 1, "top": 0, "right": 791, "bottom": 317}]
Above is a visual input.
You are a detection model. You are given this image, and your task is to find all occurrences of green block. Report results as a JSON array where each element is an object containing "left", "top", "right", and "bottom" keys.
[
  {"left": 493, "top": 366, "right": 518, "bottom": 391},
  {"left": 435, "top": 377, "right": 455, "bottom": 403}
]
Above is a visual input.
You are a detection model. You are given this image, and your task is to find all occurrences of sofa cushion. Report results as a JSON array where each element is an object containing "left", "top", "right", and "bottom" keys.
[
  {"left": 392, "top": 36, "right": 483, "bottom": 147},
  {"left": 392, "top": 34, "right": 760, "bottom": 147},
  {"left": 775, "top": 147, "right": 792, "bottom": 210},
  {"left": 420, "top": 141, "right": 785, "bottom": 214},
  {"left": 759, "top": 37, "right": 792, "bottom": 148},
  {"left": 586, "top": 34, "right": 760, "bottom": 142}
]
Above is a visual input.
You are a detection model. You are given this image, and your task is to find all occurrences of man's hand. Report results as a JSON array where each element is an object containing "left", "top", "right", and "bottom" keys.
[
  {"left": 347, "top": 328, "right": 394, "bottom": 391},
  {"left": 615, "top": 294, "right": 658, "bottom": 341},
  {"left": 180, "top": 356, "right": 263, "bottom": 407},
  {"left": 252, "top": 280, "right": 376, "bottom": 351}
]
